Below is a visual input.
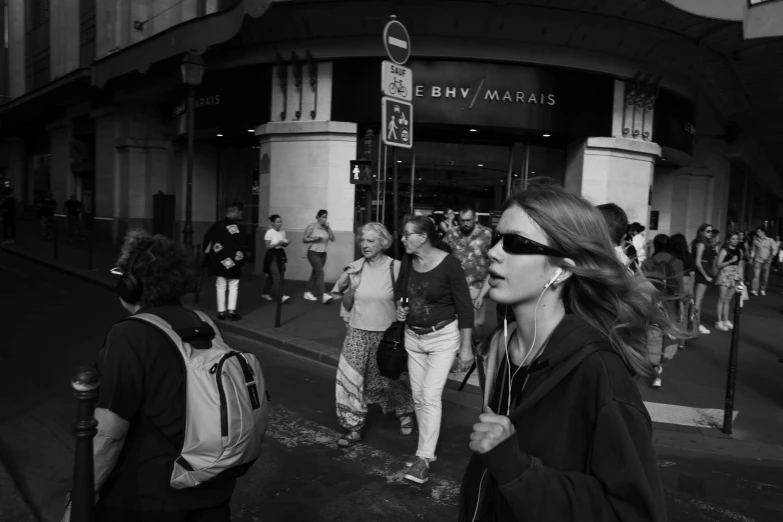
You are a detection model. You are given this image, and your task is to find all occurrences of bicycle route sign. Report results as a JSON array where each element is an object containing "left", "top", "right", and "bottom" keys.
[
  {"left": 381, "top": 60, "right": 412, "bottom": 102},
  {"left": 381, "top": 97, "right": 413, "bottom": 149}
]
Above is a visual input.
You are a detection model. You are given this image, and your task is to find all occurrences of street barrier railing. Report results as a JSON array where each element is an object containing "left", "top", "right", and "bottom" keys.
[{"left": 69, "top": 367, "right": 99, "bottom": 522}]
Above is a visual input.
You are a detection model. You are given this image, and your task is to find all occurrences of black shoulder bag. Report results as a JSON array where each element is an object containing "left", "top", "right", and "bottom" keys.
[{"left": 377, "top": 257, "right": 410, "bottom": 380}]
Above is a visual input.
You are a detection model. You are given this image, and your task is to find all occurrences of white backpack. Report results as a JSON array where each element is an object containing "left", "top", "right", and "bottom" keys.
[{"left": 130, "top": 310, "right": 269, "bottom": 489}]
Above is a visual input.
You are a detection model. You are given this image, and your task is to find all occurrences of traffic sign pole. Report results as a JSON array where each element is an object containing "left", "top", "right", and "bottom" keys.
[{"left": 393, "top": 147, "right": 399, "bottom": 259}]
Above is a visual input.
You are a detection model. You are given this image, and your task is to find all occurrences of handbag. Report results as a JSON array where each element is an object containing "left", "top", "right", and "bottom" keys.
[{"left": 377, "top": 256, "right": 410, "bottom": 380}]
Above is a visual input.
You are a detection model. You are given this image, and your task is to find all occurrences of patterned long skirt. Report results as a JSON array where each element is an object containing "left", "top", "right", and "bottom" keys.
[{"left": 336, "top": 326, "right": 414, "bottom": 432}]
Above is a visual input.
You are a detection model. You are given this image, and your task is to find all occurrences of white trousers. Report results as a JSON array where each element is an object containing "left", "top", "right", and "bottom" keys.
[
  {"left": 216, "top": 277, "right": 239, "bottom": 312},
  {"left": 405, "top": 320, "right": 460, "bottom": 460}
]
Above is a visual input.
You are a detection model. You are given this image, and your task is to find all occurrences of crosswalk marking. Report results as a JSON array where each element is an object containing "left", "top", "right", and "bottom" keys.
[
  {"left": 644, "top": 402, "right": 738, "bottom": 428},
  {"left": 267, "top": 404, "right": 461, "bottom": 506}
]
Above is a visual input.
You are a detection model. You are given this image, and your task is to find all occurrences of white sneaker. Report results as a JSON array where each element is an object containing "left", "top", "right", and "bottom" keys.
[
  {"left": 261, "top": 294, "right": 273, "bottom": 301},
  {"left": 725, "top": 321, "right": 734, "bottom": 329},
  {"left": 322, "top": 294, "right": 333, "bottom": 303},
  {"left": 760, "top": 290, "right": 766, "bottom": 296},
  {"left": 282, "top": 295, "right": 291, "bottom": 303},
  {"left": 304, "top": 292, "right": 317, "bottom": 301},
  {"left": 698, "top": 325, "right": 711, "bottom": 335},
  {"left": 715, "top": 321, "right": 729, "bottom": 332},
  {"left": 750, "top": 290, "right": 758, "bottom": 296},
  {"left": 652, "top": 377, "right": 662, "bottom": 388}
]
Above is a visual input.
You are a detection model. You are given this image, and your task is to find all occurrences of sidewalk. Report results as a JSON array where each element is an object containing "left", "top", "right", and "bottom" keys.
[{"left": 4, "top": 223, "right": 783, "bottom": 463}]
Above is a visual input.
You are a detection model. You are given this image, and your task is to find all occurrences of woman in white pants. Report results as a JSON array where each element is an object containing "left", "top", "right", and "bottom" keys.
[{"left": 396, "top": 216, "right": 474, "bottom": 485}]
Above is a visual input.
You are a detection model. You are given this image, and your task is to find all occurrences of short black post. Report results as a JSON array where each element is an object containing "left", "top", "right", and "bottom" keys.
[
  {"left": 193, "top": 243, "right": 202, "bottom": 305},
  {"left": 70, "top": 366, "right": 100, "bottom": 522},
  {"left": 723, "top": 286, "right": 743, "bottom": 434},
  {"left": 87, "top": 231, "right": 94, "bottom": 271},
  {"left": 53, "top": 218, "right": 59, "bottom": 260},
  {"left": 274, "top": 268, "right": 285, "bottom": 328}
]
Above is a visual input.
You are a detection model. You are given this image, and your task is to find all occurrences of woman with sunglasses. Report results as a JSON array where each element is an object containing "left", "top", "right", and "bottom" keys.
[
  {"left": 396, "top": 216, "right": 474, "bottom": 485},
  {"left": 458, "top": 181, "right": 670, "bottom": 522},
  {"left": 691, "top": 223, "right": 715, "bottom": 335}
]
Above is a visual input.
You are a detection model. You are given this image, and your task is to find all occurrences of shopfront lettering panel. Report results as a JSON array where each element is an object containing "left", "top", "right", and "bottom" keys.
[{"left": 333, "top": 59, "right": 613, "bottom": 137}]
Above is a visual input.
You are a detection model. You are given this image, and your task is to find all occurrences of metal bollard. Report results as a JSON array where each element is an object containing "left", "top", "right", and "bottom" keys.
[
  {"left": 87, "top": 232, "right": 94, "bottom": 271},
  {"left": 274, "top": 268, "right": 285, "bottom": 328},
  {"left": 53, "top": 218, "right": 59, "bottom": 260},
  {"left": 723, "top": 285, "right": 744, "bottom": 434},
  {"left": 194, "top": 244, "right": 202, "bottom": 305},
  {"left": 70, "top": 367, "right": 100, "bottom": 522}
]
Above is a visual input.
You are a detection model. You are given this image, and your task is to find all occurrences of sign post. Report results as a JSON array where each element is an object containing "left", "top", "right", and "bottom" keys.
[{"left": 381, "top": 16, "right": 413, "bottom": 258}]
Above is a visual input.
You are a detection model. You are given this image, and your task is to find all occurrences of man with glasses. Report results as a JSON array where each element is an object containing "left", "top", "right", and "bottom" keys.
[{"left": 445, "top": 207, "right": 493, "bottom": 347}]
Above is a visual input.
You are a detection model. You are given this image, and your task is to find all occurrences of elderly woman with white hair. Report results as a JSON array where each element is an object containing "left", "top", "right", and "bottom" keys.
[{"left": 332, "top": 222, "right": 414, "bottom": 448}]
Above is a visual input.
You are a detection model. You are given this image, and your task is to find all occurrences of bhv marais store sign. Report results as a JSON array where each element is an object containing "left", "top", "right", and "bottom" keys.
[
  {"left": 406, "top": 60, "right": 612, "bottom": 131},
  {"left": 333, "top": 60, "right": 614, "bottom": 136}
]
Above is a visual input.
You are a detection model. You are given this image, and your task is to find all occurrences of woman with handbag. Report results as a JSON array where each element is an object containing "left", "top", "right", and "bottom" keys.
[
  {"left": 333, "top": 223, "right": 414, "bottom": 448},
  {"left": 396, "top": 216, "right": 474, "bottom": 485}
]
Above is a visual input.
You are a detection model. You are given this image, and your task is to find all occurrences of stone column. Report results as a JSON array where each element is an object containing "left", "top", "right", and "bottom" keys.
[
  {"left": 255, "top": 121, "right": 357, "bottom": 282},
  {"left": 46, "top": 120, "right": 75, "bottom": 208},
  {"left": 93, "top": 108, "right": 121, "bottom": 242},
  {"left": 7, "top": 0, "right": 26, "bottom": 97},
  {"left": 50, "top": 0, "right": 80, "bottom": 80},
  {"left": 565, "top": 137, "right": 661, "bottom": 228}
]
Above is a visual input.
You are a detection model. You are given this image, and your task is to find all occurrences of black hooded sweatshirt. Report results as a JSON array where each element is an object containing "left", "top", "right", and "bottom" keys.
[{"left": 458, "top": 315, "right": 666, "bottom": 522}]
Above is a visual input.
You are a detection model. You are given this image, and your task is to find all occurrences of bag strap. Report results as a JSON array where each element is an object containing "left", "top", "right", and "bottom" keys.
[{"left": 394, "top": 256, "right": 413, "bottom": 341}]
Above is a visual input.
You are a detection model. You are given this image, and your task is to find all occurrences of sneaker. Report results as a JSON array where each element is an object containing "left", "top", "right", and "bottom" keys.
[
  {"left": 750, "top": 290, "right": 758, "bottom": 296},
  {"left": 404, "top": 457, "right": 430, "bottom": 484},
  {"left": 725, "top": 321, "right": 734, "bottom": 330},
  {"left": 715, "top": 321, "right": 729, "bottom": 332},
  {"left": 303, "top": 292, "right": 317, "bottom": 301},
  {"left": 322, "top": 294, "right": 333, "bottom": 304},
  {"left": 405, "top": 455, "right": 436, "bottom": 467},
  {"left": 760, "top": 290, "right": 767, "bottom": 296},
  {"left": 282, "top": 295, "right": 291, "bottom": 303},
  {"left": 652, "top": 377, "right": 662, "bottom": 388},
  {"left": 698, "top": 325, "right": 711, "bottom": 335},
  {"left": 261, "top": 294, "right": 273, "bottom": 301}
]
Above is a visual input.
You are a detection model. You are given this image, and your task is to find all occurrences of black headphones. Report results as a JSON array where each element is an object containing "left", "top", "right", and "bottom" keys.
[{"left": 116, "top": 240, "right": 156, "bottom": 304}]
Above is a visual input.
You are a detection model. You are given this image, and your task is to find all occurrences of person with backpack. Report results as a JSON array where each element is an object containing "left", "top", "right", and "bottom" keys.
[
  {"left": 203, "top": 203, "right": 251, "bottom": 321},
  {"left": 61, "top": 229, "right": 268, "bottom": 522},
  {"left": 641, "top": 234, "right": 684, "bottom": 388}
]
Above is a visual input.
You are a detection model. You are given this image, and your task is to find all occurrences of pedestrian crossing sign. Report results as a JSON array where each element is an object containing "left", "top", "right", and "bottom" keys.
[
  {"left": 349, "top": 160, "right": 373, "bottom": 185},
  {"left": 381, "top": 97, "right": 413, "bottom": 149}
]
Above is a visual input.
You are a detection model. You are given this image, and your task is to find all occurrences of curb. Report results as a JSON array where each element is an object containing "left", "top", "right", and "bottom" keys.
[{"left": 5, "top": 244, "right": 783, "bottom": 462}]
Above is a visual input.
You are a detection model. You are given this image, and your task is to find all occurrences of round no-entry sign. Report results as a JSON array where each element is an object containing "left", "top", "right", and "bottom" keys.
[{"left": 383, "top": 18, "right": 411, "bottom": 65}]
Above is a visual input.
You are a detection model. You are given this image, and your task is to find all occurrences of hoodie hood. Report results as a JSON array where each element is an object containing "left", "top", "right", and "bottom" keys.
[{"left": 481, "top": 315, "right": 629, "bottom": 418}]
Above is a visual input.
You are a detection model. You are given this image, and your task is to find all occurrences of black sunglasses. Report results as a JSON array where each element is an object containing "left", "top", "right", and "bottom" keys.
[{"left": 491, "top": 231, "right": 567, "bottom": 257}]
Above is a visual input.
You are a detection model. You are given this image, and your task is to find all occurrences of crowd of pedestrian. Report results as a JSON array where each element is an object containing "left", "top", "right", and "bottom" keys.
[{"left": 56, "top": 177, "right": 783, "bottom": 522}]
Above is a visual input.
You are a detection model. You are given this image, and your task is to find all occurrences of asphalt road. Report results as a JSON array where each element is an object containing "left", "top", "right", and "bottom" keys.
[{"left": 0, "top": 249, "right": 782, "bottom": 522}]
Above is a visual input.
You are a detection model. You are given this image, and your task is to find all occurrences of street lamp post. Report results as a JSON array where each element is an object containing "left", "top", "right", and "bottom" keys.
[{"left": 180, "top": 52, "right": 206, "bottom": 248}]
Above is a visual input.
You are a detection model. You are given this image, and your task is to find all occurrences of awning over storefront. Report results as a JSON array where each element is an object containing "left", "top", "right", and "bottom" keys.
[
  {"left": 0, "top": 68, "right": 91, "bottom": 134},
  {"left": 91, "top": 0, "right": 275, "bottom": 89}
]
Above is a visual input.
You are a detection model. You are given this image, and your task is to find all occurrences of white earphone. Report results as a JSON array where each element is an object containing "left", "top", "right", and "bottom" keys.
[{"left": 544, "top": 267, "right": 564, "bottom": 289}]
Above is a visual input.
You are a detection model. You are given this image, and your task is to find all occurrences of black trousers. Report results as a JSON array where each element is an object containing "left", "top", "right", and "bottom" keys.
[{"left": 95, "top": 500, "right": 230, "bottom": 522}]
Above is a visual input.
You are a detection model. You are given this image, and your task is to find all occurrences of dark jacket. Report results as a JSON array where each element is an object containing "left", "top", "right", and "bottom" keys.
[
  {"left": 202, "top": 218, "right": 250, "bottom": 279},
  {"left": 459, "top": 315, "right": 666, "bottom": 522}
]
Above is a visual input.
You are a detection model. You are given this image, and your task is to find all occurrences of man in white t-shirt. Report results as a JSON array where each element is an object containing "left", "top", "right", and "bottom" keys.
[{"left": 261, "top": 214, "right": 291, "bottom": 302}]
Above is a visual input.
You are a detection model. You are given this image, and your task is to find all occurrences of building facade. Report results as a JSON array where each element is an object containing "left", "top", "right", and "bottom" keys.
[{"left": 2, "top": 0, "right": 782, "bottom": 282}]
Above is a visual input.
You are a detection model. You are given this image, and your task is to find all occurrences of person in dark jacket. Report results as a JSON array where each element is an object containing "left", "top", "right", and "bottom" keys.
[
  {"left": 458, "top": 181, "right": 675, "bottom": 522},
  {"left": 203, "top": 203, "right": 250, "bottom": 321}
]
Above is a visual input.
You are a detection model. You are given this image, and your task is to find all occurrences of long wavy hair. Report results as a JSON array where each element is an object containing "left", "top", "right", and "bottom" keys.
[
  {"left": 504, "top": 180, "right": 681, "bottom": 380},
  {"left": 691, "top": 223, "right": 712, "bottom": 248}
]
